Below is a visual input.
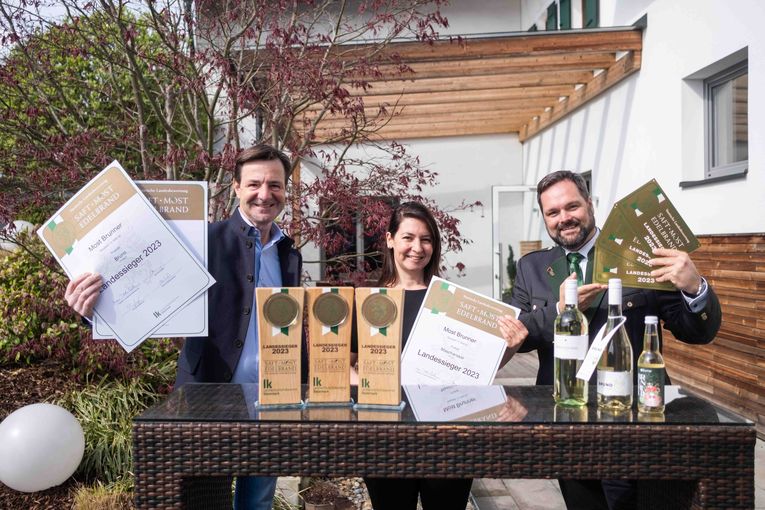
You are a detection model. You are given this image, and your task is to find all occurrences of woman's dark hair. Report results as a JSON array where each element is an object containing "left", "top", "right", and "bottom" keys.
[{"left": 377, "top": 201, "right": 441, "bottom": 287}]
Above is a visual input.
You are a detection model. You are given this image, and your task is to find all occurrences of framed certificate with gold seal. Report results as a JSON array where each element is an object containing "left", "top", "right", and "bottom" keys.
[
  {"left": 36, "top": 162, "right": 214, "bottom": 353},
  {"left": 92, "top": 180, "right": 211, "bottom": 340},
  {"left": 401, "top": 277, "right": 519, "bottom": 386}
]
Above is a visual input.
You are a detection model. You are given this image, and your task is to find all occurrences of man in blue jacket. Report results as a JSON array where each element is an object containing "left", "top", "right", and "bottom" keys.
[{"left": 65, "top": 143, "right": 302, "bottom": 510}]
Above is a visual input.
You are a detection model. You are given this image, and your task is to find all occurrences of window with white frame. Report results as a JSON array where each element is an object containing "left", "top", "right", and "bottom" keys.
[
  {"left": 531, "top": 0, "right": 590, "bottom": 31},
  {"left": 706, "top": 61, "right": 748, "bottom": 179}
]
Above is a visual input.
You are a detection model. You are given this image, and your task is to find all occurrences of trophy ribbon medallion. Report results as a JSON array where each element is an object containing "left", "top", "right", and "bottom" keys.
[{"left": 361, "top": 291, "right": 398, "bottom": 336}]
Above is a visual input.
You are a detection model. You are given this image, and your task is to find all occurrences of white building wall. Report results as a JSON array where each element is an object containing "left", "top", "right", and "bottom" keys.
[
  {"left": 522, "top": 0, "right": 765, "bottom": 235},
  {"left": 304, "top": 135, "right": 523, "bottom": 296},
  {"left": 301, "top": 1, "right": 527, "bottom": 293},
  {"left": 521, "top": 0, "right": 654, "bottom": 31},
  {"left": 285, "top": 1, "right": 765, "bottom": 293},
  {"left": 438, "top": 0, "right": 522, "bottom": 34},
  {"left": 396, "top": 134, "right": 523, "bottom": 296}
]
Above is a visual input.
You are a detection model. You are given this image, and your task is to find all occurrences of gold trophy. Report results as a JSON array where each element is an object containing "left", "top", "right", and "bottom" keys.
[
  {"left": 306, "top": 287, "right": 354, "bottom": 405},
  {"left": 256, "top": 288, "right": 304, "bottom": 407},
  {"left": 354, "top": 288, "right": 404, "bottom": 408}
]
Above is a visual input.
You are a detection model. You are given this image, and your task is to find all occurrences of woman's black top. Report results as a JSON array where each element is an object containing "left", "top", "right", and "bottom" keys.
[{"left": 400, "top": 288, "right": 427, "bottom": 348}]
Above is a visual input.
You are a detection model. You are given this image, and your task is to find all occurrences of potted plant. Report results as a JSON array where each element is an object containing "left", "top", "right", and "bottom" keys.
[{"left": 502, "top": 245, "right": 517, "bottom": 304}]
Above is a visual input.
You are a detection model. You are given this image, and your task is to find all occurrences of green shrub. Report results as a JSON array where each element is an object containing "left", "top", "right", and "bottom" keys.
[
  {"left": 0, "top": 232, "right": 78, "bottom": 359},
  {"left": 0, "top": 233, "right": 181, "bottom": 384},
  {"left": 58, "top": 375, "right": 174, "bottom": 485}
]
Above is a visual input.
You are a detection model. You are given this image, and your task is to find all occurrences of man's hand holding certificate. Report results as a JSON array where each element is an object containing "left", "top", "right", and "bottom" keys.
[
  {"left": 401, "top": 277, "right": 521, "bottom": 385},
  {"left": 38, "top": 161, "right": 214, "bottom": 352},
  {"left": 593, "top": 179, "right": 699, "bottom": 290}
]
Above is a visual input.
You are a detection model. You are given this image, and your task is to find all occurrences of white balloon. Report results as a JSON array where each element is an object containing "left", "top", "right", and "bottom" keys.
[{"left": 0, "top": 403, "right": 85, "bottom": 493}]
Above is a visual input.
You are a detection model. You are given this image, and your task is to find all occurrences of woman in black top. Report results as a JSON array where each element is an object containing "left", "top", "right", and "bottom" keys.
[{"left": 359, "top": 201, "right": 528, "bottom": 510}]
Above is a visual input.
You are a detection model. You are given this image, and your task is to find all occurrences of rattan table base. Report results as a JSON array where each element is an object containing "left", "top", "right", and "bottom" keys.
[{"left": 133, "top": 420, "right": 754, "bottom": 509}]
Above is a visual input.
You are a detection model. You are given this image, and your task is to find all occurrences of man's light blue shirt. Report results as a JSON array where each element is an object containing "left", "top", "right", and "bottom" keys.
[{"left": 231, "top": 220, "right": 284, "bottom": 383}]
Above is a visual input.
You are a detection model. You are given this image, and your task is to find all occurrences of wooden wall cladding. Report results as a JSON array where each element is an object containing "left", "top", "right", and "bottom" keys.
[{"left": 663, "top": 234, "right": 765, "bottom": 436}]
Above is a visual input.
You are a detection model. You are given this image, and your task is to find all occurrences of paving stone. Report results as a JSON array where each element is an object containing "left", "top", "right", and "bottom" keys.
[
  {"left": 472, "top": 495, "right": 521, "bottom": 510},
  {"left": 492, "top": 479, "right": 565, "bottom": 510},
  {"left": 472, "top": 478, "right": 511, "bottom": 497}
]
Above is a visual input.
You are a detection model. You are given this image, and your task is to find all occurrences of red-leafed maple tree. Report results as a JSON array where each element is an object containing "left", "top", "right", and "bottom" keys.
[{"left": 0, "top": 0, "right": 478, "bottom": 281}]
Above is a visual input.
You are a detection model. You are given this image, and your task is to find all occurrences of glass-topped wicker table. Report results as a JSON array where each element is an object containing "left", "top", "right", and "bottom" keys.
[{"left": 133, "top": 384, "right": 754, "bottom": 509}]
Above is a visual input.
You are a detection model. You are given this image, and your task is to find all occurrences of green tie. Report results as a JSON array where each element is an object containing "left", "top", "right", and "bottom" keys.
[{"left": 567, "top": 252, "right": 584, "bottom": 286}]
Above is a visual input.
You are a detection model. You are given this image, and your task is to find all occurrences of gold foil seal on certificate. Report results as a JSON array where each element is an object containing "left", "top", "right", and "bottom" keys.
[
  {"left": 256, "top": 288, "right": 304, "bottom": 406},
  {"left": 355, "top": 288, "right": 404, "bottom": 407},
  {"left": 263, "top": 293, "right": 300, "bottom": 328},
  {"left": 361, "top": 293, "right": 397, "bottom": 329},
  {"left": 312, "top": 292, "right": 349, "bottom": 327},
  {"left": 306, "top": 288, "right": 354, "bottom": 404}
]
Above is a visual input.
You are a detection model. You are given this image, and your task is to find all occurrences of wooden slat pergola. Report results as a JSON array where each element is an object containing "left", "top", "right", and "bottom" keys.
[{"left": 308, "top": 27, "right": 642, "bottom": 143}]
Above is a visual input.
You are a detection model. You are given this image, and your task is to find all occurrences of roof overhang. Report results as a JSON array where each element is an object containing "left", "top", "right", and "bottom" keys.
[{"left": 308, "top": 27, "right": 642, "bottom": 142}]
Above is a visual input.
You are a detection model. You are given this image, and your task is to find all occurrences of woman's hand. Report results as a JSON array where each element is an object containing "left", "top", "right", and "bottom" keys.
[{"left": 64, "top": 272, "right": 103, "bottom": 319}]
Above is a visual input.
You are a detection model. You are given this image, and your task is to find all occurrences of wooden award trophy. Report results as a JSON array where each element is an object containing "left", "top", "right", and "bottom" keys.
[
  {"left": 256, "top": 288, "right": 304, "bottom": 407},
  {"left": 354, "top": 287, "right": 404, "bottom": 408},
  {"left": 305, "top": 287, "right": 354, "bottom": 405}
]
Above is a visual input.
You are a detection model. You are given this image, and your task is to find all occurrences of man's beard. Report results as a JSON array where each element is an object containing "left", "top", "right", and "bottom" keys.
[{"left": 549, "top": 213, "right": 595, "bottom": 251}]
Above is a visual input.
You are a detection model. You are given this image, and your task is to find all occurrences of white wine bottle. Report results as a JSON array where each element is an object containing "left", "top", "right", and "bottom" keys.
[
  {"left": 554, "top": 404, "right": 588, "bottom": 422},
  {"left": 637, "top": 315, "right": 665, "bottom": 414},
  {"left": 554, "top": 279, "right": 589, "bottom": 407},
  {"left": 597, "top": 278, "right": 633, "bottom": 411}
]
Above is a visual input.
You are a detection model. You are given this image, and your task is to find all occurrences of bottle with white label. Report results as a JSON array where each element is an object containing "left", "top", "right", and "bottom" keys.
[
  {"left": 597, "top": 278, "right": 634, "bottom": 411},
  {"left": 554, "top": 279, "right": 589, "bottom": 407},
  {"left": 637, "top": 315, "right": 665, "bottom": 413}
]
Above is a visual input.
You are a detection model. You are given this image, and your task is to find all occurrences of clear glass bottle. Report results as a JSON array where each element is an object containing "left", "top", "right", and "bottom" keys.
[
  {"left": 597, "top": 278, "right": 633, "bottom": 411},
  {"left": 596, "top": 407, "right": 633, "bottom": 423},
  {"left": 637, "top": 411, "right": 666, "bottom": 423},
  {"left": 554, "top": 403, "right": 589, "bottom": 422},
  {"left": 637, "top": 315, "right": 666, "bottom": 413},
  {"left": 554, "top": 279, "right": 589, "bottom": 407}
]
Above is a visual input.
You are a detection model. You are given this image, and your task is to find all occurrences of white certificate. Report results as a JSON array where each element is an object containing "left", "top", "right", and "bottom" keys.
[
  {"left": 401, "top": 277, "right": 520, "bottom": 385},
  {"left": 404, "top": 385, "right": 509, "bottom": 422},
  {"left": 92, "top": 181, "right": 209, "bottom": 339},
  {"left": 37, "top": 161, "right": 215, "bottom": 352}
]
